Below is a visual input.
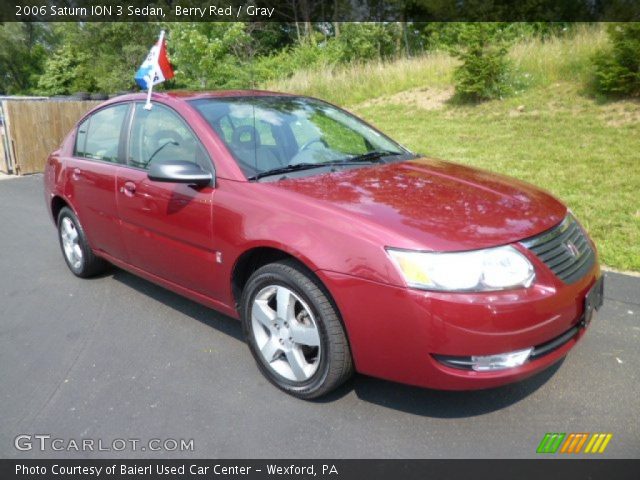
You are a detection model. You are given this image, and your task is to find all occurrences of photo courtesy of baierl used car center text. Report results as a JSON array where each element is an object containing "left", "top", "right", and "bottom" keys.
[{"left": 0, "top": 1, "right": 638, "bottom": 479}]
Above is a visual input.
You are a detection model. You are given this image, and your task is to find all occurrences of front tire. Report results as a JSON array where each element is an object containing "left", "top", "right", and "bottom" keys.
[
  {"left": 240, "top": 260, "right": 353, "bottom": 399},
  {"left": 57, "top": 207, "right": 107, "bottom": 278}
]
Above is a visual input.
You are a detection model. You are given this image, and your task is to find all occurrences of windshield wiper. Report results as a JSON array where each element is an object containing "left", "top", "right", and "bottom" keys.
[
  {"left": 248, "top": 152, "right": 404, "bottom": 181},
  {"left": 248, "top": 163, "right": 330, "bottom": 181},
  {"left": 333, "top": 150, "right": 403, "bottom": 164}
]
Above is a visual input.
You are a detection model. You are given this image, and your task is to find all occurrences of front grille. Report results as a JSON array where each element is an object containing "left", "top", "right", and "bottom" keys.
[{"left": 520, "top": 215, "right": 595, "bottom": 284}]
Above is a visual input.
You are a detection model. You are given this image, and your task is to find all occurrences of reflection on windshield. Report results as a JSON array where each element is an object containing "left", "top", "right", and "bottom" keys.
[{"left": 189, "top": 96, "right": 407, "bottom": 179}]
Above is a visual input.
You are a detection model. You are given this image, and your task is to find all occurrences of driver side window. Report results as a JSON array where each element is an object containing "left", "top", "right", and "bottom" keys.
[{"left": 127, "top": 104, "right": 209, "bottom": 171}]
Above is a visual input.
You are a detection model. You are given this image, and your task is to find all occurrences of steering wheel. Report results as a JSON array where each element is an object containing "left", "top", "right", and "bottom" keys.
[
  {"left": 151, "top": 129, "right": 183, "bottom": 149},
  {"left": 232, "top": 125, "right": 260, "bottom": 149},
  {"left": 143, "top": 130, "right": 184, "bottom": 168},
  {"left": 299, "top": 138, "right": 328, "bottom": 152},
  {"left": 289, "top": 138, "right": 331, "bottom": 166}
]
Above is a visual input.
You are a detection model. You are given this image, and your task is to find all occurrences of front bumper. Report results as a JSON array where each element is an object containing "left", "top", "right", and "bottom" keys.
[{"left": 317, "top": 258, "right": 601, "bottom": 390}]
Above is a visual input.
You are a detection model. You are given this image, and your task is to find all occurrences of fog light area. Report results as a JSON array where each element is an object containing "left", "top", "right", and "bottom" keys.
[{"left": 470, "top": 348, "right": 533, "bottom": 371}]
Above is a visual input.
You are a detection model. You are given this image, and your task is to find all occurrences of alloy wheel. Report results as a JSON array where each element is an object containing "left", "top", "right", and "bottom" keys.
[
  {"left": 60, "top": 217, "right": 83, "bottom": 270},
  {"left": 250, "top": 285, "right": 321, "bottom": 382}
]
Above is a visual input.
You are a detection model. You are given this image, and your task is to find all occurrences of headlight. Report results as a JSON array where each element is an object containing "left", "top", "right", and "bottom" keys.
[{"left": 386, "top": 246, "right": 535, "bottom": 292}]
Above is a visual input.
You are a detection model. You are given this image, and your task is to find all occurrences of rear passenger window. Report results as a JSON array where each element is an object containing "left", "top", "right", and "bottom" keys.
[
  {"left": 75, "top": 104, "right": 128, "bottom": 163},
  {"left": 75, "top": 118, "right": 88, "bottom": 156}
]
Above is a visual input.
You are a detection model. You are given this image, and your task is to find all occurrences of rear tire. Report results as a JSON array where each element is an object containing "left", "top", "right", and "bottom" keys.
[
  {"left": 240, "top": 260, "right": 353, "bottom": 399},
  {"left": 57, "top": 207, "right": 107, "bottom": 278}
]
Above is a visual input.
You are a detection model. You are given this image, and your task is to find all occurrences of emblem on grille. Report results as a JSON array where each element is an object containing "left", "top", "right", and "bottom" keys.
[{"left": 565, "top": 240, "right": 580, "bottom": 258}]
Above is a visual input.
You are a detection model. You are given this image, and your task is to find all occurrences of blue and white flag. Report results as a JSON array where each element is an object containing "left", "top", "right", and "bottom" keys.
[{"left": 135, "top": 31, "right": 174, "bottom": 109}]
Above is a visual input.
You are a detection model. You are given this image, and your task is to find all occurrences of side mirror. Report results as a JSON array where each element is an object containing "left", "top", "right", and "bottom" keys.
[{"left": 148, "top": 160, "right": 212, "bottom": 187}]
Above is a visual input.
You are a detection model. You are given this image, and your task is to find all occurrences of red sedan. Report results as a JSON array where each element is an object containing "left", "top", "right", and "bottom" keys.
[{"left": 44, "top": 91, "right": 603, "bottom": 399}]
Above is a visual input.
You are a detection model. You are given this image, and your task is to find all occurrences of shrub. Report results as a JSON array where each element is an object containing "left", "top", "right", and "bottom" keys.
[
  {"left": 592, "top": 23, "right": 640, "bottom": 97},
  {"left": 451, "top": 25, "right": 512, "bottom": 102},
  {"left": 252, "top": 24, "right": 405, "bottom": 85},
  {"left": 327, "top": 23, "right": 401, "bottom": 63}
]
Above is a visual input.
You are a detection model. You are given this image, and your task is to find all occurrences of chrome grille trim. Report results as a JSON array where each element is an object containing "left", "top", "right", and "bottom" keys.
[{"left": 520, "top": 215, "right": 595, "bottom": 284}]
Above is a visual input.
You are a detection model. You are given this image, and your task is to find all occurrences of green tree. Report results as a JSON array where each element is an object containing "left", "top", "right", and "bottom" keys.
[
  {"left": 38, "top": 23, "right": 160, "bottom": 95},
  {"left": 592, "top": 23, "right": 640, "bottom": 97},
  {"left": 450, "top": 24, "right": 512, "bottom": 102},
  {"left": 328, "top": 23, "right": 402, "bottom": 63},
  {"left": 169, "top": 23, "right": 252, "bottom": 89},
  {"left": 37, "top": 43, "right": 94, "bottom": 95},
  {"left": 0, "top": 23, "right": 50, "bottom": 94}
]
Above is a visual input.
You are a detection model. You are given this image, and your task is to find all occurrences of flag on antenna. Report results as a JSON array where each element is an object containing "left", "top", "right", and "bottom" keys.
[{"left": 134, "top": 31, "right": 174, "bottom": 109}]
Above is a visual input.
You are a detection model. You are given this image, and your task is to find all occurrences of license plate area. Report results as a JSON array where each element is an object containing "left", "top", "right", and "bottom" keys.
[{"left": 581, "top": 275, "right": 604, "bottom": 328}]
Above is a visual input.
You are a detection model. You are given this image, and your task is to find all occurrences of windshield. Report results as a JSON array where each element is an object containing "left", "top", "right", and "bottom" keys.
[{"left": 189, "top": 96, "right": 408, "bottom": 179}]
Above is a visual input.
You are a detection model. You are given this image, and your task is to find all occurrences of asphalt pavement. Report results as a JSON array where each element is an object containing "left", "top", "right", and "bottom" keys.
[{"left": 1, "top": 174, "right": 638, "bottom": 459}]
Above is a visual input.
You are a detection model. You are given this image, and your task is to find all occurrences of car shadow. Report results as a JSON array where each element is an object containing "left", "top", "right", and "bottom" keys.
[
  {"left": 110, "top": 267, "right": 244, "bottom": 343},
  {"left": 321, "top": 359, "right": 564, "bottom": 417},
  {"left": 106, "top": 266, "right": 562, "bottom": 417}
]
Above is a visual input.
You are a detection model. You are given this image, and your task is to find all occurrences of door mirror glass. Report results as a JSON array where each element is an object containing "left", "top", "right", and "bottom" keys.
[{"left": 148, "top": 160, "right": 212, "bottom": 187}]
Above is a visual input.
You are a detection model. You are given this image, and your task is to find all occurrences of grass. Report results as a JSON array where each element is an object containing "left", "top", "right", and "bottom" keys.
[
  {"left": 263, "top": 25, "right": 640, "bottom": 272},
  {"left": 508, "top": 25, "right": 609, "bottom": 89},
  {"left": 264, "top": 52, "right": 456, "bottom": 106}
]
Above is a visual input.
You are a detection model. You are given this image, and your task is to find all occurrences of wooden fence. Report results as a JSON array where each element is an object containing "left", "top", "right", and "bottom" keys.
[
  {"left": 0, "top": 124, "right": 7, "bottom": 173},
  {"left": 1, "top": 100, "right": 100, "bottom": 175}
]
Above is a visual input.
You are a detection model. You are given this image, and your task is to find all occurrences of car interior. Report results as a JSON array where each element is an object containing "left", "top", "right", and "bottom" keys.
[{"left": 192, "top": 98, "right": 342, "bottom": 177}]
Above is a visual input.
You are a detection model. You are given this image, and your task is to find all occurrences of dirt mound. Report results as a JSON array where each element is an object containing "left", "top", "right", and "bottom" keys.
[{"left": 359, "top": 87, "right": 454, "bottom": 110}]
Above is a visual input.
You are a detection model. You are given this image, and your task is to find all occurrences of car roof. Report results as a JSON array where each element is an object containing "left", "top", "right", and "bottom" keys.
[{"left": 104, "top": 89, "right": 296, "bottom": 105}]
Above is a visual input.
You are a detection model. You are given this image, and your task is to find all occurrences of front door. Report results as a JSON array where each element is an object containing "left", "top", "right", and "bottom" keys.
[{"left": 116, "top": 103, "right": 217, "bottom": 298}]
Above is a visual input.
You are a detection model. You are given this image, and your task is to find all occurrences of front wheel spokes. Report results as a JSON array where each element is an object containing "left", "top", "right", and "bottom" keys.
[{"left": 251, "top": 285, "right": 321, "bottom": 382}]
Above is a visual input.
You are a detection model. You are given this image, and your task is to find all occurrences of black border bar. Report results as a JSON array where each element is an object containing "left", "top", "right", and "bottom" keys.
[
  {"left": 2, "top": 459, "right": 640, "bottom": 480},
  {"left": 3, "top": 1, "right": 640, "bottom": 22}
]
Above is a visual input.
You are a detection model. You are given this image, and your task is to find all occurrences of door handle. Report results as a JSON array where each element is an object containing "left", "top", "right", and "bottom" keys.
[
  {"left": 120, "top": 181, "right": 136, "bottom": 197},
  {"left": 71, "top": 168, "right": 82, "bottom": 180}
]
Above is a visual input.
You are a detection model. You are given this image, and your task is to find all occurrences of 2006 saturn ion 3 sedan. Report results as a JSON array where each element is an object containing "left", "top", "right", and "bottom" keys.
[{"left": 44, "top": 90, "right": 604, "bottom": 399}]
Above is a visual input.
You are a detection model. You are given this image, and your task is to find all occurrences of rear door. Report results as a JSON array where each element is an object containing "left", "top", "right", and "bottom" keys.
[
  {"left": 65, "top": 103, "right": 130, "bottom": 260},
  {"left": 115, "top": 102, "right": 217, "bottom": 298}
]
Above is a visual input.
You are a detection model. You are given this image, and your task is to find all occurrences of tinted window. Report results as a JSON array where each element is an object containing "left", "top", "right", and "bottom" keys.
[
  {"left": 127, "top": 104, "right": 209, "bottom": 171},
  {"left": 190, "top": 96, "right": 405, "bottom": 178},
  {"left": 75, "top": 118, "right": 88, "bottom": 156},
  {"left": 76, "top": 104, "right": 128, "bottom": 162}
]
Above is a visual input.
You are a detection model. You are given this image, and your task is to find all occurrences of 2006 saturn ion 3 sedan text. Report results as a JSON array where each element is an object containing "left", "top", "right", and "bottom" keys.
[{"left": 44, "top": 90, "right": 604, "bottom": 399}]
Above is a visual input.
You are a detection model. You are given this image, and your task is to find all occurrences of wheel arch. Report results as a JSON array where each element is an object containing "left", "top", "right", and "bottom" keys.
[
  {"left": 230, "top": 246, "right": 343, "bottom": 321},
  {"left": 231, "top": 246, "right": 300, "bottom": 308},
  {"left": 51, "top": 195, "right": 71, "bottom": 223}
]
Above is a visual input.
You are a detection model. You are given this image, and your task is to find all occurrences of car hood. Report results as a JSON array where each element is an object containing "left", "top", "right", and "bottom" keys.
[{"left": 271, "top": 157, "right": 567, "bottom": 251}]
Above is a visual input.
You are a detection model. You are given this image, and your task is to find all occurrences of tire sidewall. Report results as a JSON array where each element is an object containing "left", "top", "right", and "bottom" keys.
[
  {"left": 57, "top": 207, "right": 88, "bottom": 276},
  {"left": 241, "top": 267, "right": 333, "bottom": 397}
]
